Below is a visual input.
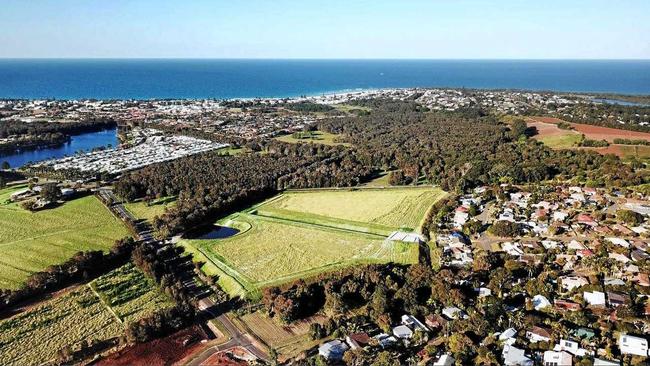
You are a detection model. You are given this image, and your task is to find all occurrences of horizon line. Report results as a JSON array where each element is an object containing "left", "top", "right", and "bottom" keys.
[{"left": 1, "top": 57, "right": 649, "bottom": 61}]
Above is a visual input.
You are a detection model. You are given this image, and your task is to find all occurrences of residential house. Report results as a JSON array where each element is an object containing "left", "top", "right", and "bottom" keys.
[
  {"left": 584, "top": 291, "right": 606, "bottom": 307},
  {"left": 374, "top": 333, "right": 397, "bottom": 349},
  {"left": 543, "top": 350, "right": 572, "bottom": 366},
  {"left": 442, "top": 306, "right": 467, "bottom": 320},
  {"left": 392, "top": 325, "right": 413, "bottom": 340},
  {"left": 318, "top": 340, "right": 349, "bottom": 360},
  {"left": 401, "top": 314, "right": 428, "bottom": 332},
  {"left": 432, "top": 354, "right": 455, "bottom": 366},
  {"left": 554, "top": 299, "right": 582, "bottom": 312},
  {"left": 425, "top": 314, "right": 447, "bottom": 331},
  {"left": 553, "top": 339, "right": 589, "bottom": 357},
  {"left": 345, "top": 332, "right": 371, "bottom": 350},
  {"left": 606, "top": 237, "right": 630, "bottom": 248},
  {"left": 607, "top": 292, "right": 629, "bottom": 307},
  {"left": 527, "top": 326, "right": 552, "bottom": 343},
  {"left": 532, "top": 295, "right": 552, "bottom": 310},
  {"left": 593, "top": 358, "right": 620, "bottom": 366},
  {"left": 618, "top": 334, "right": 648, "bottom": 356},
  {"left": 502, "top": 345, "right": 533, "bottom": 366},
  {"left": 499, "top": 328, "right": 517, "bottom": 345},
  {"left": 560, "top": 276, "right": 589, "bottom": 291}
]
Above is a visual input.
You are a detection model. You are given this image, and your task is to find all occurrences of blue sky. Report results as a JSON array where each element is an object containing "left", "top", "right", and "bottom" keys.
[{"left": 1, "top": 0, "right": 649, "bottom": 59}]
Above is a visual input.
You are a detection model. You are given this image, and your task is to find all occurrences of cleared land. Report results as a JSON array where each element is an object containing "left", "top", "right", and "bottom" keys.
[
  {"left": 182, "top": 187, "right": 445, "bottom": 299},
  {"left": 240, "top": 311, "right": 327, "bottom": 360},
  {"left": 0, "top": 186, "right": 129, "bottom": 289},
  {"left": 261, "top": 187, "right": 446, "bottom": 231},
  {"left": 526, "top": 118, "right": 582, "bottom": 149},
  {"left": 274, "top": 130, "right": 351, "bottom": 146},
  {"left": 0, "top": 264, "right": 172, "bottom": 366},
  {"left": 527, "top": 116, "right": 650, "bottom": 158}
]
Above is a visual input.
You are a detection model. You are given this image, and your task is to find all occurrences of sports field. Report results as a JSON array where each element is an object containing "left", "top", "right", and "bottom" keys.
[
  {"left": 0, "top": 186, "right": 128, "bottom": 289},
  {"left": 0, "top": 264, "right": 172, "bottom": 366},
  {"left": 182, "top": 187, "right": 445, "bottom": 299}
]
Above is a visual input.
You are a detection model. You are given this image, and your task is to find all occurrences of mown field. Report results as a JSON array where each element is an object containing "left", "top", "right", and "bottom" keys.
[
  {"left": 274, "top": 130, "right": 351, "bottom": 146},
  {"left": 124, "top": 196, "right": 176, "bottom": 222},
  {"left": 182, "top": 187, "right": 444, "bottom": 299},
  {"left": 261, "top": 187, "right": 446, "bottom": 231},
  {"left": 0, "top": 264, "right": 172, "bottom": 366},
  {"left": 0, "top": 186, "right": 129, "bottom": 290}
]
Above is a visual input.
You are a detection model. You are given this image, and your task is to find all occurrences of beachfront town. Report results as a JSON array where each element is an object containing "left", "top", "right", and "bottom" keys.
[{"left": 2, "top": 89, "right": 648, "bottom": 143}]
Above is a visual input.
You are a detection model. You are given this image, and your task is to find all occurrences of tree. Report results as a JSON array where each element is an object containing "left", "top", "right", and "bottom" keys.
[
  {"left": 488, "top": 220, "right": 520, "bottom": 237},
  {"left": 617, "top": 209, "right": 643, "bottom": 225},
  {"left": 1, "top": 161, "right": 9, "bottom": 170},
  {"left": 40, "top": 183, "right": 61, "bottom": 202},
  {"left": 510, "top": 119, "right": 528, "bottom": 139}
]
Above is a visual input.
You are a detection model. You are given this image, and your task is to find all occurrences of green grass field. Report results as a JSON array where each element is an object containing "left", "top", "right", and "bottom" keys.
[
  {"left": 274, "top": 130, "right": 351, "bottom": 146},
  {"left": 124, "top": 196, "right": 176, "bottom": 222},
  {"left": 262, "top": 187, "right": 446, "bottom": 231},
  {"left": 0, "top": 264, "right": 172, "bottom": 366},
  {"left": 333, "top": 104, "right": 372, "bottom": 114},
  {"left": 181, "top": 187, "right": 445, "bottom": 299},
  {"left": 0, "top": 186, "right": 128, "bottom": 289},
  {"left": 537, "top": 133, "right": 583, "bottom": 149}
]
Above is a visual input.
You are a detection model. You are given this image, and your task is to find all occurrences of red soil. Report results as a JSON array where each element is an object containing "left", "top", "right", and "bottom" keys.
[
  {"left": 526, "top": 119, "right": 574, "bottom": 138},
  {"left": 528, "top": 116, "right": 650, "bottom": 143},
  {"left": 95, "top": 326, "right": 208, "bottom": 366}
]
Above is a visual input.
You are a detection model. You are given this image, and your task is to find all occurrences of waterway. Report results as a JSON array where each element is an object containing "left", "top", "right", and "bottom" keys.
[{"left": 0, "top": 128, "right": 118, "bottom": 168}]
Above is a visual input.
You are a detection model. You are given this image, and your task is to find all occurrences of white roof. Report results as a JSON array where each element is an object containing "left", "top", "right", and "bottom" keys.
[
  {"left": 532, "top": 295, "right": 551, "bottom": 310},
  {"left": 499, "top": 328, "right": 517, "bottom": 341},
  {"left": 594, "top": 358, "right": 620, "bottom": 366},
  {"left": 619, "top": 334, "right": 648, "bottom": 356},
  {"left": 584, "top": 291, "right": 606, "bottom": 306},
  {"left": 392, "top": 325, "right": 413, "bottom": 339}
]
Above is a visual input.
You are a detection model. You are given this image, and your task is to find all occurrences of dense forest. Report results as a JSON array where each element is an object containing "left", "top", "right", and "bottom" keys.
[
  {"left": 319, "top": 100, "right": 642, "bottom": 191},
  {"left": 114, "top": 143, "right": 371, "bottom": 237}
]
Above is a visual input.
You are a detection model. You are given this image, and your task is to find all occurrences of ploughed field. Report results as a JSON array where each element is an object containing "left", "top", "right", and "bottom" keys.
[
  {"left": 181, "top": 187, "right": 445, "bottom": 299},
  {"left": 0, "top": 264, "right": 173, "bottom": 366},
  {"left": 527, "top": 116, "right": 650, "bottom": 159},
  {"left": 0, "top": 186, "right": 129, "bottom": 289}
]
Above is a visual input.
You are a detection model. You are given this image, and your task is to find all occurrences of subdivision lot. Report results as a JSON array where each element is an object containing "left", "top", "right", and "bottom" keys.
[
  {"left": 526, "top": 118, "right": 582, "bottom": 149},
  {"left": 0, "top": 186, "right": 129, "bottom": 289},
  {"left": 527, "top": 116, "right": 650, "bottom": 158},
  {"left": 182, "top": 187, "right": 445, "bottom": 299},
  {"left": 528, "top": 116, "right": 650, "bottom": 143},
  {"left": 240, "top": 311, "right": 327, "bottom": 361},
  {"left": 0, "top": 264, "right": 172, "bottom": 366}
]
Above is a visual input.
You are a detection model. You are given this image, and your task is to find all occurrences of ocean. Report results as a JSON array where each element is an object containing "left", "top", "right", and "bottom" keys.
[{"left": 0, "top": 59, "right": 648, "bottom": 100}]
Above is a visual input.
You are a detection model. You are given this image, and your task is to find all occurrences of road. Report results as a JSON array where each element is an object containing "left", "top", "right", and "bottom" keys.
[
  {"left": 98, "top": 187, "right": 267, "bottom": 364},
  {"left": 188, "top": 297, "right": 268, "bottom": 365}
]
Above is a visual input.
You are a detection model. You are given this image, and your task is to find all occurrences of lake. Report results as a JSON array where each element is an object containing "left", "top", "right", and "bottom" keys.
[{"left": 0, "top": 128, "right": 118, "bottom": 168}]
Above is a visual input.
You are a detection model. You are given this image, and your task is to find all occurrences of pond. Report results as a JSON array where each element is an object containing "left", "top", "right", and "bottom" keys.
[
  {"left": 0, "top": 128, "right": 118, "bottom": 168},
  {"left": 187, "top": 225, "right": 240, "bottom": 240}
]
